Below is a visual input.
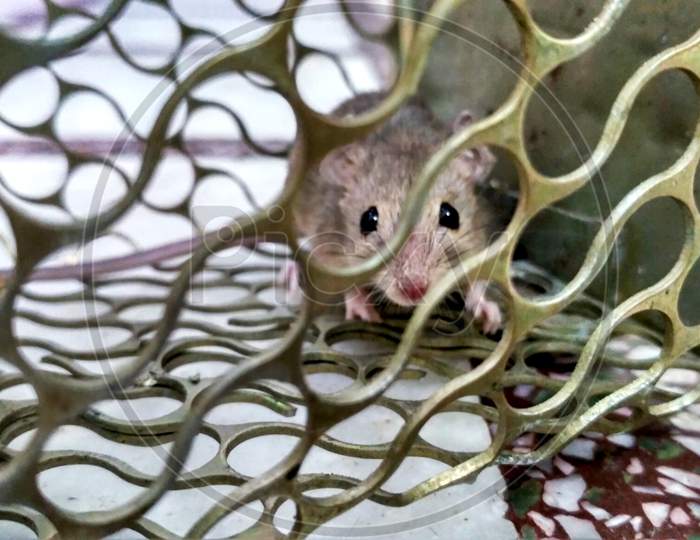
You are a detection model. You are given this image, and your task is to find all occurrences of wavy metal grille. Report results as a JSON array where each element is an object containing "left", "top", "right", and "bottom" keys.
[{"left": 0, "top": 0, "right": 698, "bottom": 537}]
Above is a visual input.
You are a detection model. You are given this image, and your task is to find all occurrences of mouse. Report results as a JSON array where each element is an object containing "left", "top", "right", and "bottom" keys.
[{"left": 286, "top": 92, "right": 502, "bottom": 334}]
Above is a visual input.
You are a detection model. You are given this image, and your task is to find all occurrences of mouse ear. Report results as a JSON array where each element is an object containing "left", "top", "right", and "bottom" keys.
[
  {"left": 319, "top": 144, "right": 366, "bottom": 188},
  {"left": 452, "top": 109, "right": 475, "bottom": 132},
  {"left": 452, "top": 109, "right": 496, "bottom": 184},
  {"left": 455, "top": 146, "right": 496, "bottom": 184}
]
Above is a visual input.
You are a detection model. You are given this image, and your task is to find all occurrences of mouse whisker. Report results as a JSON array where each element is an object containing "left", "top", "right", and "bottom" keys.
[
  {"left": 447, "top": 231, "right": 486, "bottom": 248},
  {"left": 450, "top": 224, "right": 493, "bottom": 243}
]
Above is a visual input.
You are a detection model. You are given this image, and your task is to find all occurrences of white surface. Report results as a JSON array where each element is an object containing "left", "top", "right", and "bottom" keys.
[
  {"left": 555, "top": 515, "right": 602, "bottom": 540},
  {"left": 543, "top": 475, "right": 585, "bottom": 512}
]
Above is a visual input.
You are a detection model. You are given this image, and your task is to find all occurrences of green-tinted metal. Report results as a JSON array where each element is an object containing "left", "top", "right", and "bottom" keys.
[
  {"left": 0, "top": 0, "right": 697, "bottom": 538},
  {"left": 422, "top": 0, "right": 700, "bottom": 322}
]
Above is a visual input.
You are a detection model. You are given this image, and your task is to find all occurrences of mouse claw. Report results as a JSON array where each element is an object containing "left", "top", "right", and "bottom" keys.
[
  {"left": 466, "top": 281, "right": 502, "bottom": 335},
  {"left": 473, "top": 298, "right": 502, "bottom": 335},
  {"left": 345, "top": 288, "right": 382, "bottom": 323}
]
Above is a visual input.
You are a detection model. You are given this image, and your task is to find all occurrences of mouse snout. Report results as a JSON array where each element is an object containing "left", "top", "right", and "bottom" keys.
[
  {"left": 387, "top": 233, "right": 432, "bottom": 304},
  {"left": 398, "top": 279, "right": 428, "bottom": 302},
  {"left": 377, "top": 232, "right": 441, "bottom": 305}
]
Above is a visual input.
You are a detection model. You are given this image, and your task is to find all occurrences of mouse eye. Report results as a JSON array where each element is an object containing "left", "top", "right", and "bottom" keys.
[
  {"left": 439, "top": 202, "right": 460, "bottom": 230},
  {"left": 360, "top": 206, "right": 379, "bottom": 235}
]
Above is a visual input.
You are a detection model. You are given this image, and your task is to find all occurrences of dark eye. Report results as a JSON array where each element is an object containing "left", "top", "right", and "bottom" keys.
[
  {"left": 360, "top": 206, "right": 379, "bottom": 235},
  {"left": 439, "top": 202, "right": 460, "bottom": 229}
]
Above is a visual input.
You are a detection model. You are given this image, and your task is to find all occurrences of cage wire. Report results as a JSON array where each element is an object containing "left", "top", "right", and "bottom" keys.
[{"left": 0, "top": 0, "right": 698, "bottom": 538}]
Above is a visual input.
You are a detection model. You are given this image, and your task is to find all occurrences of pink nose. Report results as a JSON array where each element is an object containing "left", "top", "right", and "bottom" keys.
[{"left": 400, "top": 280, "right": 428, "bottom": 302}]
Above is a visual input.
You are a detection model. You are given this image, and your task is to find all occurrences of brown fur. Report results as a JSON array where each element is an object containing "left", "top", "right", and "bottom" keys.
[{"left": 294, "top": 92, "right": 495, "bottom": 307}]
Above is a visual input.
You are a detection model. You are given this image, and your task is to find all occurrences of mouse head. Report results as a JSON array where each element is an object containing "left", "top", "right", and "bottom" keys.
[{"left": 320, "top": 110, "right": 496, "bottom": 306}]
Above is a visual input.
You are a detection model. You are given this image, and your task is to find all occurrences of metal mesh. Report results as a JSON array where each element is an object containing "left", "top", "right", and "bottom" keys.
[{"left": 0, "top": 0, "right": 698, "bottom": 537}]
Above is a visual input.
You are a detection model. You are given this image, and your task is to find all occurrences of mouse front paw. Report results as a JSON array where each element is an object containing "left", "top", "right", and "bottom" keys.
[
  {"left": 344, "top": 288, "right": 382, "bottom": 323},
  {"left": 471, "top": 297, "right": 502, "bottom": 334},
  {"left": 466, "top": 281, "right": 502, "bottom": 335}
]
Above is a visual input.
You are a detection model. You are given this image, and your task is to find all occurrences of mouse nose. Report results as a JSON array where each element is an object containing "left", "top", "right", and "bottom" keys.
[{"left": 399, "top": 280, "right": 428, "bottom": 302}]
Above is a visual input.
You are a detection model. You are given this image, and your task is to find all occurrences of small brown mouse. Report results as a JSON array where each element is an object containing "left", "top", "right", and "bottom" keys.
[{"left": 288, "top": 92, "right": 502, "bottom": 333}]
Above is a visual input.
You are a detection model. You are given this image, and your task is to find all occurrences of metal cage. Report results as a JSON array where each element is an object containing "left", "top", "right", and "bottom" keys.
[{"left": 0, "top": 0, "right": 698, "bottom": 537}]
